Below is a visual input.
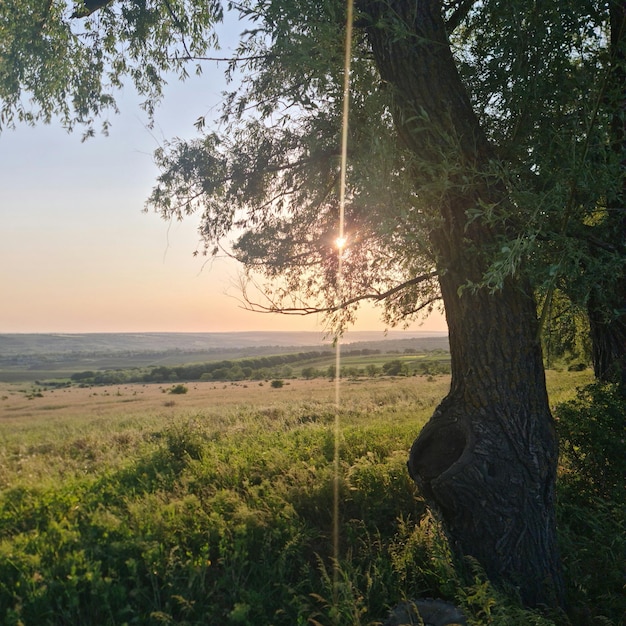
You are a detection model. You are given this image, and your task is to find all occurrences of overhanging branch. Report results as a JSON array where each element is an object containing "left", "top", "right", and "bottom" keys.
[{"left": 238, "top": 271, "right": 440, "bottom": 316}]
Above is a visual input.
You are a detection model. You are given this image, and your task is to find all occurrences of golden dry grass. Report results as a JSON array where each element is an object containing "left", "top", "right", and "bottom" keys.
[
  {"left": 0, "top": 369, "right": 590, "bottom": 428},
  {"left": 0, "top": 376, "right": 450, "bottom": 422},
  {"left": 0, "top": 376, "right": 453, "bottom": 488}
]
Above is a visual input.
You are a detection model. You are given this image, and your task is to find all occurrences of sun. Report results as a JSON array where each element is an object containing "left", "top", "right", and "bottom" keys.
[{"left": 335, "top": 236, "right": 347, "bottom": 250}]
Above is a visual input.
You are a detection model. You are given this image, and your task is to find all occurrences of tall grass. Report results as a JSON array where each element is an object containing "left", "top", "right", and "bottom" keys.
[{"left": 0, "top": 372, "right": 622, "bottom": 625}]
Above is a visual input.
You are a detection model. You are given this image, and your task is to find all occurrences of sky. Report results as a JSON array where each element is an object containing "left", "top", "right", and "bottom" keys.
[{"left": 0, "top": 18, "right": 447, "bottom": 336}]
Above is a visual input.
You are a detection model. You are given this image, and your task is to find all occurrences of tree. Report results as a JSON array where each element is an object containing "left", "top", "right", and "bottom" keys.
[
  {"left": 148, "top": 1, "right": 622, "bottom": 607},
  {"left": 586, "top": 2, "right": 626, "bottom": 390},
  {"left": 455, "top": 0, "right": 625, "bottom": 391},
  {"left": 381, "top": 359, "right": 407, "bottom": 377},
  {"left": 358, "top": 2, "right": 562, "bottom": 606},
  {"left": 3, "top": 0, "right": 624, "bottom": 610},
  {"left": 541, "top": 289, "right": 591, "bottom": 370},
  {"left": 0, "top": 0, "right": 222, "bottom": 135}
]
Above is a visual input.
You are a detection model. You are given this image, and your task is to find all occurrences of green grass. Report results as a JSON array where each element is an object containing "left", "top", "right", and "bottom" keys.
[{"left": 0, "top": 371, "right": 622, "bottom": 625}]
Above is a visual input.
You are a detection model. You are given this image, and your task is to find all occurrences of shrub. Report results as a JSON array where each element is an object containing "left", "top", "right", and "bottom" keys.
[
  {"left": 554, "top": 382, "right": 626, "bottom": 624},
  {"left": 382, "top": 360, "right": 408, "bottom": 376},
  {"left": 270, "top": 379, "right": 284, "bottom": 388},
  {"left": 163, "top": 421, "right": 205, "bottom": 462},
  {"left": 554, "top": 382, "right": 625, "bottom": 502},
  {"left": 301, "top": 366, "right": 319, "bottom": 379},
  {"left": 168, "top": 384, "right": 188, "bottom": 395}
]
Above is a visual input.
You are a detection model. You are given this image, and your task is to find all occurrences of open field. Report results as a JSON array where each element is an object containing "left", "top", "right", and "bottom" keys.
[
  {"left": 0, "top": 376, "right": 447, "bottom": 424},
  {"left": 0, "top": 332, "right": 450, "bottom": 383},
  {"left": 0, "top": 369, "right": 623, "bottom": 625},
  {"left": 0, "top": 376, "right": 453, "bottom": 488},
  {"left": 0, "top": 368, "right": 584, "bottom": 425}
]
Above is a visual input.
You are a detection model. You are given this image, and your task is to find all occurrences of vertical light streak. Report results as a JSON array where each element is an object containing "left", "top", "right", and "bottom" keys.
[{"left": 333, "top": 0, "right": 353, "bottom": 616}]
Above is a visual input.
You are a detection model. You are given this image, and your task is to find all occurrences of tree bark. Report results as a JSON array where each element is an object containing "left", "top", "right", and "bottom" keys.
[
  {"left": 588, "top": 1, "right": 626, "bottom": 391},
  {"left": 362, "top": 0, "right": 564, "bottom": 607},
  {"left": 588, "top": 288, "right": 626, "bottom": 388}
]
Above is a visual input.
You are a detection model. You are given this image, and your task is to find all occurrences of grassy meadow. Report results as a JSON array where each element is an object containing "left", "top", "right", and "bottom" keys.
[{"left": 0, "top": 370, "right": 623, "bottom": 625}]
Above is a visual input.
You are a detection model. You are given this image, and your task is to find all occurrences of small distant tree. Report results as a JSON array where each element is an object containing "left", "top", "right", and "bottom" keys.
[
  {"left": 169, "top": 384, "right": 188, "bottom": 395},
  {"left": 71, "top": 371, "right": 95, "bottom": 382},
  {"left": 270, "top": 379, "right": 284, "bottom": 388},
  {"left": 301, "top": 366, "right": 319, "bottom": 379},
  {"left": 365, "top": 364, "right": 380, "bottom": 377},
  {"left": 382, "top": 359, "right": 408, "bottom": 377},
  {"left": 228, "top": 366, "right": 245, "bottom": 380},
  {"left": 211, "top": 368, "right": 230, "bottom": 381}
]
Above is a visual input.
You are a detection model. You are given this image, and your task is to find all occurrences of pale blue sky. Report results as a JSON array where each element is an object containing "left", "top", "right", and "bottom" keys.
[{"left": 0, "top": 18, "right": 446, "bottom": 335}]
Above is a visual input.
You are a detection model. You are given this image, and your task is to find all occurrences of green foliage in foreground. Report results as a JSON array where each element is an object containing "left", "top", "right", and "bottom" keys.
[
  {"left": 0, "top": 378, "right": 623, "bottom": 625},
  {"left": 553, "top": 383, "right": 626, "bottom": 625}
]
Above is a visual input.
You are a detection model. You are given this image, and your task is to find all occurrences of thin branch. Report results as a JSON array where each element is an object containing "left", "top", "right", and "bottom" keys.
[
  {"left": 402, "top": 296, "right": 442, "bottom": 317},
  {"left": 169, "top": 54, "right": 273, "bottom": 63},
  {"left": 163, "top": 0, "right": 192, "bottom": 58},
  {"left": 240, "top": 271, "right": 439, "bottom": 316},
  {"left": 445, "top": 0, "right": 476, "bottom": 33}
]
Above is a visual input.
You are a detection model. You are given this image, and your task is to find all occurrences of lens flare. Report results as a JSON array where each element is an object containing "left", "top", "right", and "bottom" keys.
[{"left": 335, "top": 236, "right": 347, "bottom": 250}]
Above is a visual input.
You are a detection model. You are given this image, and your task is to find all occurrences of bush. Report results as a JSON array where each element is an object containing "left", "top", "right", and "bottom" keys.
[
  {"left": 168, "top": 384, "right": 188, "bottom": 395},
  {"left": 554, "top": 382, "right": 625, "bottom": 502},
  {"left": 382, "top": 359, "right": 408, "bottom": 376},
  {"left": 554, "top": 382, "right": 626, "bottom": 624},
  {"left": 270, "top": 379, "right": 284, "bottom": 388}
]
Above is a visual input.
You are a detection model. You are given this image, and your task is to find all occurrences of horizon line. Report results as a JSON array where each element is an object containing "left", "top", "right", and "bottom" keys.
[{"left": 0, "top": 329, "right": 448, "bottom": 335}]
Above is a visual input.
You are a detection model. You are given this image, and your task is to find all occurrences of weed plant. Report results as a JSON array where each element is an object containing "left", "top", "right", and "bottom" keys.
[{"left": 0, "top": 372, "right": 622, "bottom": 625}]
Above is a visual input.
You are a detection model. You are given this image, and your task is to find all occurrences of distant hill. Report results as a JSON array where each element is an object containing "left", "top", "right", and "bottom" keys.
[
  {"left": 0, "top": 331, "right": 449, "bottom": 382},
  {"left": 0, "top": 331, "right": 448, "bottom": 358}
]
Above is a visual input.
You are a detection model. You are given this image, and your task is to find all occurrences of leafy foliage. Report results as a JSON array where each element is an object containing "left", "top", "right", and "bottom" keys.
[
  {"left": 0, "top": 374, "right": 622, "bottom": 624},
  {"left": 144, "top": 0, "right": 624, "bottom": 336},
  {"left": 3, "top": 1, "right": 623, "bottom": 337},
  {"left": 454, "top": 1, "right": 623, "bottom": 296},
  {"left": 147, "top": 0, "right": 441, "bottom": 330},
  {"left": 168, "top": 383, "right": 189, "bottom": 394},
  {"left": 554, "top": 383, "right": 626, "bottom": 624},
  {"left": 0, "top": 0, "right": 222, "bottom": 134},
  {"left": 540, "top": 289, "right": 592, "bottom": 369},
  {"left": 555, "top": 382, "right": 626, "bottom": 503}
]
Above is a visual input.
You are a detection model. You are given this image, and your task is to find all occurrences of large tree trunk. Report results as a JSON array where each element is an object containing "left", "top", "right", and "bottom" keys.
[
  {"left": 588, "top": 1, "right": 626, "bottom": 391},
  {"left": 362, "top": 0, "right": 564, "bottom": 607},
  {"left": 409, "top": 270, "right": 563, "bottom": 608}
]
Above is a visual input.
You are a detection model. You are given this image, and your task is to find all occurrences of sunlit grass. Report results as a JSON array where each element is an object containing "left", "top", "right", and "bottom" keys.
[{"left": 0, "top": 370, "right": 621, "bottom": 625}]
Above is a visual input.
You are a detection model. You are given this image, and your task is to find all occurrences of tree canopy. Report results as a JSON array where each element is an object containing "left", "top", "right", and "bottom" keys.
[
  {"left": 2, "top": 1, "right": 623, "bottom": 341},
  {"left": 146, "top": 0, "right": 624, "bottom": 349},
  {"left": 1, "top": 0, "right": 222, "bottom": 135},
  {"left": 2, "top": 0, "right": 625, "bottom": 608}
]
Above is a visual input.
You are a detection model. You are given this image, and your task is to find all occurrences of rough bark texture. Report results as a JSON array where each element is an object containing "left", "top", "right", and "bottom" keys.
[
  {"left": 362, "top": 0, "right": 564, "bottom": 607},
  {"left": 588, "top": 0, "right": 626, "bottom": 391}
]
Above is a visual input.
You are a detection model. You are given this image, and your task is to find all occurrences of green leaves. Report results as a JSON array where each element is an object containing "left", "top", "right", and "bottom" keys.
[
  {"left": 4, "top": 0, "right": 623, "bottom": 336},
  {"left": 0, "top": 0, "right": 223, "bottom": 133}
]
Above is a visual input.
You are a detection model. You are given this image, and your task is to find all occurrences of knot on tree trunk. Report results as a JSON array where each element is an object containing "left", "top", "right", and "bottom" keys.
[
  {"left": 407, "top": 406, "right": 473, "bottom": 499},
  {"left": 405, "top": 395, "right": 564, "bottom": 608}
]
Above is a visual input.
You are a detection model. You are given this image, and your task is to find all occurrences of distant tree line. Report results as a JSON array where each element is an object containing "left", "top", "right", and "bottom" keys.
[
  {"left": 69, "top": 348, "right": 450, "bottom": 385},
  {"left": 305, "top": 357, "right": 450, "bottom": 381}
]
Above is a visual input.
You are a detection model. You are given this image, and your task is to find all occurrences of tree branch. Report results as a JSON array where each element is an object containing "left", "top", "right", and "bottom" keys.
[
  {"left": 239, "top": 271, "right": 439, "bottom": 316},
  {"left": 168, "top": 54, "right": 274, "bottom": 63},
  {"left": 444, "top": 0, "right": 476, "bottom": 33}
]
